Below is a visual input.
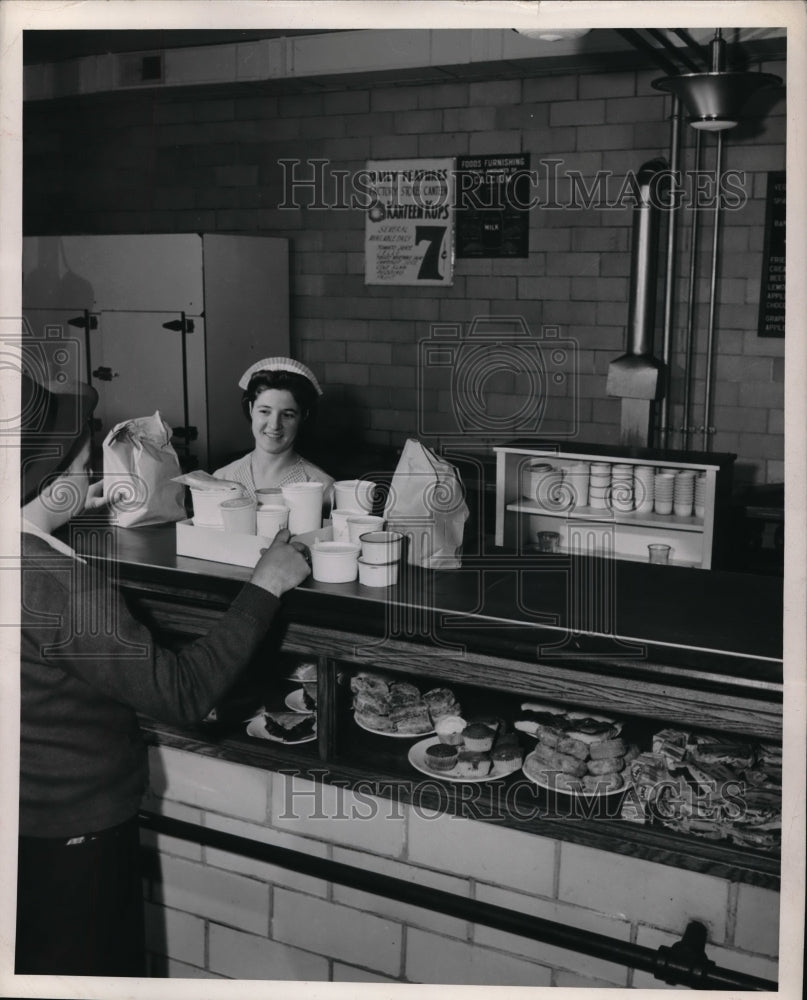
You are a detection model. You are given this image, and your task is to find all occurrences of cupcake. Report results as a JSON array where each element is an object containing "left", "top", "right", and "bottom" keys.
[
  {"left": 469, "top": 714, "right": 502, "bottom": 736},
  {"left": 491, "top": 744, "right": 522, "bottom": 770},
  {"left": 425, "top": 743, "right": 459, "bottom": 772},
  {"left": 454, "top": 750, "right": 492, "bottom": 777},
  {"left": 435, "top": 715, "right": 466, "bottom": 746},
  {"left": 462, "top": 723, "right": 495, "bottom": 752}
]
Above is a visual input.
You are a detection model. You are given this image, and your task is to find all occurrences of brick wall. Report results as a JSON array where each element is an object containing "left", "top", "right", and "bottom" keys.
[
  {"left": 23, "top": 58, "right": 786, "bottom": 484},
  {"left": 140, "top": 747, "right": 779, "bottom": 985}
]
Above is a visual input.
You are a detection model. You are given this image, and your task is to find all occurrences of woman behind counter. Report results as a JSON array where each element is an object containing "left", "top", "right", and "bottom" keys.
[{"left": 213, "top": 357, "right": 334, "bottom": 500}]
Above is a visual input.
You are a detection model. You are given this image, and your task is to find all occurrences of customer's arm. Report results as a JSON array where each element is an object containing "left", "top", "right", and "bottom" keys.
[{"left": 34, "top": 530, "right": 310, "bottom": 724}]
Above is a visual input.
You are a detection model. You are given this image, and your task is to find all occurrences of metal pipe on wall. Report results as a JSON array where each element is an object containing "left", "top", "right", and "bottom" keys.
[
  {"left": 681, "top": 130, "right": 703, "bottom": 450},
  {"left": 702, "top": 131, "right": 724, "bottom": 451},
  {"left": 657, "top": 96, "right": 682, "bottom": 449}
]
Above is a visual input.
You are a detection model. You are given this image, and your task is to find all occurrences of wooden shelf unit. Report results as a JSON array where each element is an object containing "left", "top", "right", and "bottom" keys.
[{"left": 494, "top": 442, "right": 736, "bottom": 569}]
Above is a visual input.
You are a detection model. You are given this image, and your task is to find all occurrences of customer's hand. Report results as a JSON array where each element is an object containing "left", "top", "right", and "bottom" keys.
[
  {"left": 83, "top": 480, "right": 108, "bottom": 511},
  {"left": 250, "top": 528, "right": 311, "bottom": 597}
]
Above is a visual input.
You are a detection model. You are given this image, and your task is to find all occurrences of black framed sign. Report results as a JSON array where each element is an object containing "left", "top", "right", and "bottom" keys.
[
  {"left": 758, "top": 170, "right": 786, "bottom": 338},
  {"left": 455, "top": 153, "right": 531, "bottom": 259}
]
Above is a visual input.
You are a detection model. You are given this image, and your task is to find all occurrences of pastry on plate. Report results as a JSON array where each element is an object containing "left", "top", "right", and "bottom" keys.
[
  {"left": 391, "top": 701, "right": 433, "bottom": 734},
  {"left": 435, "top": 715, "right": 466, "bottom": 745},
  {"left": 454, "top": 750, "right": 492, "bottom": 777},
  {"left": 462, "top": 723, "right": 495, "bottom": 753},
  {"left": 425, "top": 743, "right": 459, "bottom": 772},
  {"left": 261, "top": 712, "right": 315, "bottom": 742}
]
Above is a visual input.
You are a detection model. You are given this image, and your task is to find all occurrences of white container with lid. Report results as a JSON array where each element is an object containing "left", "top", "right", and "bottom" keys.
[{"left": 310, "top": 541, "right": 360, "bottom": 583}]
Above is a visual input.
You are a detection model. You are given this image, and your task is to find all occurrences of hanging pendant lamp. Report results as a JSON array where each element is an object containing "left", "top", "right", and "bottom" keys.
[{"left": 652, "top": 29, "right": 782, "bottom": 131}]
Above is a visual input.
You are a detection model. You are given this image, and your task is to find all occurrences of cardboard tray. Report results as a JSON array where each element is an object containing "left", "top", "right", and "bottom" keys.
[{"left": 176, "top": 519, "right": 333, "bottom": 568}]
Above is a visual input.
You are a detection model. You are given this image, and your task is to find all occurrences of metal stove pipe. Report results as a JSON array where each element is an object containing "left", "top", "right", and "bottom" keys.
[{"left": 606, "top": 157, "right": 668, "bottom": 446}]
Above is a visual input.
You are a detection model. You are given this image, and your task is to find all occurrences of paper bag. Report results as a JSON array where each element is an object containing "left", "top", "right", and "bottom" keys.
[
  {"left": 383, "top": 438, "right": 469, "bottom": 569},
  {"left": 102, "top": 411, "right": 186, "bottom": 527}
]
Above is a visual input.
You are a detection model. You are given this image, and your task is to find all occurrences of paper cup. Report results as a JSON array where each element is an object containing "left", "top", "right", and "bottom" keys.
[
  {"left": 310, "top": 541, "right": 360, "bottom": 583},
  {"left": 255, "top": 487, "right": 283, "bottom": 506},
  {"left": 256, "top": 504, "right": 289, "bottom": 542},
  {"left": 332, "top": 507, "right": 365, "bottom": 543},
  {"left": 333, "top": 479, "right": 376, "bottom": 512},
  {"left": 219, "top": 497, "right": 257, "bottom": 534},
  {"left": 190, "top": 484, "right": 244, "bottom": 526},
  {"left": 347, "top": 514, "right": 385, "bottom": 544},
  {"left": 281, "top": 481, "right": 325, "bottom": 534}
]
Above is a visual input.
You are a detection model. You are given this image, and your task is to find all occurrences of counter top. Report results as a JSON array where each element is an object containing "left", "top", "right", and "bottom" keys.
[{"left": 85, "top": 521, "right": 782, "bottom": 684}]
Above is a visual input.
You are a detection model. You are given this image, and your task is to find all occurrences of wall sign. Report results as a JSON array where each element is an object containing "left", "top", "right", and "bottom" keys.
[
  {"left": 364, "top": 158, "right": 454, "bottom": 286},
  {"left": 758, "top": 170, "right": 786, "bottom": 338},
  {"left": 455, "top": 153, "right": 530, "bottom": 259}
]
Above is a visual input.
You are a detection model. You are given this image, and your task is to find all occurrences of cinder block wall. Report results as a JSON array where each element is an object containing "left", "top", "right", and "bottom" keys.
[
  {"left": 23, "top": 59, "right": 786, "bottom": 483},
  {"left": 140, "top": 747, "right": 780, "bottom": 985}
]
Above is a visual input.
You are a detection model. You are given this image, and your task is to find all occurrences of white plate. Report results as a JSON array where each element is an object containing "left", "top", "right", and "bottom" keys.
[
  {"left": 285, "top": 689, "right": 315, "bottom": 714},
  {"left": 522, "top": 753, "right": 627, "bottom": 797},
  {"left": 408, "top": 737, "right": 522, "bottom": 783},
  {"left": 354, "top": 712, "right": 434, "bottom": 739},
  {"left": 246, "top": 716, "right": 317, "bottom": 745}
]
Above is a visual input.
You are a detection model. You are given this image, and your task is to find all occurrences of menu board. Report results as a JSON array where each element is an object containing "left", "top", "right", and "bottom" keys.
[
  {"left": 364, "top": 158, "right": 454, "bottom": 286},
  {"left": 455, "top": 153, "right": 530, "bottom": 258},
  {"left": 757, "top": 171, "right": 786, "bottom": 338}
]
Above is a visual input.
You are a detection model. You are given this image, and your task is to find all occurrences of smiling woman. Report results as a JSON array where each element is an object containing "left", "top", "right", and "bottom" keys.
[{"left": 212, "top": 357, "right": 334, "bottom": 501}]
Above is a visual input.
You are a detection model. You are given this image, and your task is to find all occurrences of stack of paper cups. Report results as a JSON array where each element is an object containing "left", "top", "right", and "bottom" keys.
[
  {"left": 694, "top": 474, "right": 707, "bottom": 518},
  {"left": 535, "top": 466, "right": 566, "bottom": 510},
  {"left": 522, "top": 462, "right": 554, "bottom": 501},
  {"left": 610, "top": 464, "right": 635, "bottom": 513},
  {"left": 674, "top": 470, "right": 697, "bottom": 517},
  {"left": 633, "top": 465, "right": 655, "bottom": 513},
  {"left": 588, "top": 462, "right": 611, "bottom": 509},
  {"left": 564, "top": 462, "right": 590, "bottom": 510},
  {"left": 654, "top": 472, "right": 675, "bottom": 515}
]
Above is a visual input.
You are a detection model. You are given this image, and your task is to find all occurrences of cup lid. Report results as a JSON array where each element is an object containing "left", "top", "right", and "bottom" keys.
[{"left": 220, "top": 497, "right": 255, "bottom": 509}]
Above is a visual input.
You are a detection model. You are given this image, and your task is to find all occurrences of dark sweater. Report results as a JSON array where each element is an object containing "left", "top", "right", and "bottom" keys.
[{"left": 20, "top": 531, "right": 280, "bottom": 838}]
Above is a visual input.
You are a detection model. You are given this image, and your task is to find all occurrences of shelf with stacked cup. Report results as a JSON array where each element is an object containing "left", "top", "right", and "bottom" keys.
[{"left": 493, "top": 443, "right": 736, "bottom": 569}]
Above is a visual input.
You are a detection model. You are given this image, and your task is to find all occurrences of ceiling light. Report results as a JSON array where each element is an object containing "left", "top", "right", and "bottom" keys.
[
  {"left": 514, "top": 28, "right": 591, "bottom": 42},
  {"left": 652, "top": 29, "right": 781, "bottom": 131}
]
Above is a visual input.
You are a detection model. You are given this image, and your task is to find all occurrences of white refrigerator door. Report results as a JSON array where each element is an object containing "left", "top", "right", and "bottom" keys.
[{"left": 93, "top": 311, "right": 208, "bottom": 468}]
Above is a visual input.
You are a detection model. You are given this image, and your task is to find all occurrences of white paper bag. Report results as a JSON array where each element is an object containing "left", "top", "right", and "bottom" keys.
[
  {"left": 383, "top": 438, "right": 469, "bottom": 569},
  {"left": 102, "top": 411, "right": 186, "bottom": 527}
]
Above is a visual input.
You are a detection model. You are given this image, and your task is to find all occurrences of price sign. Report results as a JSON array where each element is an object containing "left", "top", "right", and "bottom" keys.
[
  {"left": 758, "top": 171, "right": 786, "bottom": 338},
  {"left": 364, "top": 158, "right": 454, "bottom": 286}
]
